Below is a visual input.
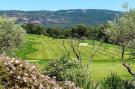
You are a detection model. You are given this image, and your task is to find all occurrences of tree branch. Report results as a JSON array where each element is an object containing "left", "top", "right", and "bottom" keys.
[
  {"left": 62, "top": 40, "right": 70, "bottom": 57},
  {"left": 121, "top": 45, "right": 135, "bottom": 76}
]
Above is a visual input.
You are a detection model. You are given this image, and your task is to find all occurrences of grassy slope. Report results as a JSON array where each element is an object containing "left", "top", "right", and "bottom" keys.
[{"left": 15, "top": 34, "right": 132, "bottom": 81}]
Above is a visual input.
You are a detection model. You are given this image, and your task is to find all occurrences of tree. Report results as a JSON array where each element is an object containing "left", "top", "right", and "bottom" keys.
[
  {"left": 106, "top": 9, "right": 135, "bottom": 76},
  {"left": 22, "top": 24, "right": 46, "bottom": 35},
  {"left": 71, "top": 24, "right": 87, "bottom": 38},
  {"left": 35, "top": 25, "right": 45, "bottom": 35},
  {"left": 86, "top": 25, "right": 100, "bottom": 40},
  {"left": 97, "top": 24, "right": 110, "bottom": 43},
  {"left": 46, "top": 28, "right": 53, "bottom": 36},
  {"left": 0, "top": 16, "right": 25, "bottom": 53},
  {"left": 22, "top": 23, "right": 36, "bottom": 34}
]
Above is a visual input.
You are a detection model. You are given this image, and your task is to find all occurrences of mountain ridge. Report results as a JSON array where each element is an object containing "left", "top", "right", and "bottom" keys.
[{"left": 0, "top": 9, "right": 121, "bottom": 27}]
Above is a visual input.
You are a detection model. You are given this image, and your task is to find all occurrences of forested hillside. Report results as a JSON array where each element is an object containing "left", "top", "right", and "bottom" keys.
[{"left": 0, "top": 9, "right": 120, "bottom": 27}]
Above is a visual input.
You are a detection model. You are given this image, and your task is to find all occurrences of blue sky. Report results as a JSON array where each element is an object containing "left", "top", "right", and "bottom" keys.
[{"left": 0, "top": 0, "right": 135, "bottom": 11}]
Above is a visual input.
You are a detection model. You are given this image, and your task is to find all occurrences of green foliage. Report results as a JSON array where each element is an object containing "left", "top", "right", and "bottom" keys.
[
  {"left": 101, "top": 73, "right": 123, "bottom": 89},
  {"left": 106, "top": 9, "right": 135, "bottom": 77},
  {"left": 61, "top": 66, "right": 98, "bottom": 89},
  {"left": 122, "top": 81, "right": 135, "bottom": 89},
  {"left": 23, "top": 23, "right": 110, "bottom": 42},
  {"left": 22, "top": 23, "right": 45, "bottom": 35},
  {"left": 0, "top": 16, "right": 25, "bottom": 53},
  {"left": 45, "top": 57, "right": 81, "bottom": 81},
  {"left": 96, "top": 24, "right": 110, "bottom": 43},
  {"left": 101, "top": 73, "right": 135, "bottom": 89},
  {"left": 71, "top": 24, "right": 87, "bottom": 38},
  {"left": 107, "top": 9, "right": 135, "bottom": 45},
  {"left": 45, "top": 56, "right": 95, "bottom": 88},
  {"left": 22, "top": 21, "right": 115, "bottom": 46}
]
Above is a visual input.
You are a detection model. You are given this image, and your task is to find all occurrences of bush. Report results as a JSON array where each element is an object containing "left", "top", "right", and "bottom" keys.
[
  {"left": 0, "top": 16, "right": 25, "bottom": 53},
  {"left": 101, "top": 73, "right": 135, "bottom": 89},
  {"left": 45, "top": 57, "right": 95, "bottom": 88},
  {"left": 45, "top": 57, "right": 80, "bottom": 81},
  {"left": 22, "top": 23, "right": 46, "bottom": 35},
  {"left": 122, "top": 80, "right": 135, "bottom": 89},
  {"left": 101, "top": 73, "right": 123, "bottom": 89},
  {"left": 0, "top": 55, "right": 78, "bottom": 89}
]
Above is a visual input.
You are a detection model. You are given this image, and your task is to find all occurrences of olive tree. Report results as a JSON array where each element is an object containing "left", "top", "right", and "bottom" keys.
[
  {"left": 106, "top": 9, "right": 135, "bottom": 76},
  {"left": 0, "top": 16, "right": 25, "bottom": 53}
]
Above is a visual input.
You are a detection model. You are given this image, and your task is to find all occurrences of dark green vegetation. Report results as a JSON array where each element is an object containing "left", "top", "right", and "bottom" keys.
[
  {"left": 22, "top": 23, "right": 110, "bottom": 43},
  {"left": 0, "top": 9, "right": 120, "bottom": 27},
  {"left": 101, "top": 74, "right": 135, "bottom": 89}
]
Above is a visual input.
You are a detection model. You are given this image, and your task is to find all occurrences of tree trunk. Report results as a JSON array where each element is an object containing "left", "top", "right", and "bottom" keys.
[{"left": 121, "top": 45, "right": 135, "bottom": 76}]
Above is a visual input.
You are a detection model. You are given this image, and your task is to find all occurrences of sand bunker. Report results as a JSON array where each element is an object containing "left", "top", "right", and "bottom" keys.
[{"left": 79, "top": 43, "right": 90, "bottom": 46}]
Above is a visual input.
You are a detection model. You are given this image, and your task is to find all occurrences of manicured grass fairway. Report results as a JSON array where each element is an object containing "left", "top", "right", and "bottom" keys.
[{"left": 15, "top": 34, "right": 133, "bottom": 81}]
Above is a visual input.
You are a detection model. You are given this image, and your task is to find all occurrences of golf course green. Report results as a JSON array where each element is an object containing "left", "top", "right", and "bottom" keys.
[{"left": 15, "top": 34, "right": 132, "bottom": 81}]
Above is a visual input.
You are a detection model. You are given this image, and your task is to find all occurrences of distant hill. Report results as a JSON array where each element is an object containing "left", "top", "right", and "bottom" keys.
[{"left": 0, "top": 9, "right": 121, "bottom": 27}]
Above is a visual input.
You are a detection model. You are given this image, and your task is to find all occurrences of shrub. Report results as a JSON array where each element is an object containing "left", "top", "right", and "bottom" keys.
[
  {"left": 101, "top": 73, "right": 135, "bottom": 89},
  {"left": 45, "top": 57, "right": 95, "bottom": 88},
  {"left": 122, "top": 80, "right": 135, "bottom": 89},
  {"left": 0, "top": 55, "right": 78, "bottom": 89},
  {"left": 0, "top": 16, "right": 25, "bottom": 53},
  {"left": 45, "top": 57, "right": 81, "bottom": 81},
  {"left": 101, "top": 73, "right": 123, "bottom": 89},
  {"left": 60, "top": 66, "right": 88, "bottom": 87}
]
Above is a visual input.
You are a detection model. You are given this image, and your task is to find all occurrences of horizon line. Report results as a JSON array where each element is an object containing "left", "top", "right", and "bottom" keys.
[{"left": 0, "top": 8, "right": 122, "bottom": 12}]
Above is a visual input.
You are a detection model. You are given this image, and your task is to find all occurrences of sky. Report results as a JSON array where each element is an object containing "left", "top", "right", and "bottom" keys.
[{"left": 0, "top": 0, "right": 135, "bottom": 11}]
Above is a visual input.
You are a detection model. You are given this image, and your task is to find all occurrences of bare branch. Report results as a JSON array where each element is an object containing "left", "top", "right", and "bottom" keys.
[
  {"left": 88, "top": 40, "right": 103, "bottom": 63},
  {"left": 70, "top": 40, "right": 81, "bottom": 62},
  {"left": 62, "top": 40, "right": 70, "bottom": 57}
]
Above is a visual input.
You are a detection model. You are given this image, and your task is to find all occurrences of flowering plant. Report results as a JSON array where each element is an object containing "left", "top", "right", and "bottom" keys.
[{"left": 0, "top": 55, "right": 78, "bottom": 89}]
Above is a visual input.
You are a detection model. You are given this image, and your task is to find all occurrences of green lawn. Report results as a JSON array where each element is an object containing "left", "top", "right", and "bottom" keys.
[{"left": 15, "top": 34, "right": 133, "bottom": 81}]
